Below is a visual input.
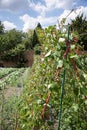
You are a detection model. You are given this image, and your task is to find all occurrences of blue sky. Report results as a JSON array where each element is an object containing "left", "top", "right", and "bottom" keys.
[{"left": 0, "top": 0, "right": 87, "bottom": 32}]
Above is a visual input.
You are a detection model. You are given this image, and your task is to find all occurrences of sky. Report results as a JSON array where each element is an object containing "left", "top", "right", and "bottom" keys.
[{"left": 0, "top": 0, "right": 87, "bottom": 32}]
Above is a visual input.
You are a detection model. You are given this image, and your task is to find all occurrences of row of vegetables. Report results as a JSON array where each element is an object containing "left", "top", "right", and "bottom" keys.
[
  {"left": 0, "top": 68, "right": 26, "bottom": 90},
  {"left": 0, "top": 68, "right": 17, "bottom": 79},
  {"left": 17, "top": 25, "right": 87, "bottom": 129},
  {"left": 0, "top": 67, "right": 29, "bottom": 130}
]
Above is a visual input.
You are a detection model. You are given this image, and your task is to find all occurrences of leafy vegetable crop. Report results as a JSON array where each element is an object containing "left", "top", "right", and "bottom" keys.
[
  {"left": 18, "top": 25, "right": 87, "bottom": 130},
  {"left": 0, "top": 68, "right": 29, "bottom": 130},
  {"left": 0, "top": 68, "right": 25, "bottom": 89}
]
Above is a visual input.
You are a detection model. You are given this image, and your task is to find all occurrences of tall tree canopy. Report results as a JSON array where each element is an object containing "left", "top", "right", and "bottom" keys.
[
  {"left": 0, "top": 29, "right": 24, "bottom": 51},
  {"left": 36, "top": 22, "right": 42, "bottom": 29},
  {"left": 32, "top": 30, "right": 40, "bottom": 48},
  {"left": 71, "top": 13, "right": 87, "bottom": 50},
  {"left": 0, "top": 21, "right": 4, "bottom": 34}
]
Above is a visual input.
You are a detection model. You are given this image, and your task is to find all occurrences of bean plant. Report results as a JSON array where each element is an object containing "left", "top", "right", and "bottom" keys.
[{"left": 18, "top": 24, "right": 87, "bottom": 130}]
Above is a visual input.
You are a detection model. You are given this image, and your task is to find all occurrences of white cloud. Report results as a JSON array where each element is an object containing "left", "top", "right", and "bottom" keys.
[
  {"left": 20, "top": 14, "right": 57, "bottom": 32},
  {"left": 0, "top": 0, "right": 28, "bottom": 11},
  {"left": 20, "top": 14, "right": 37, "bottom": 32},
  {"left": 45, "top": 0, "right": 77, "bottom": 10},
  {"left": 28, "top": 1, "right": 46, "bottom": 17},
  {"left": 28, "top": 0, "right": 76, "bottom": 18},
  {"left": 29, "top": 0, "right": 75, "bottom": 12},
  {"left": 20, "top": 6, "right": 87, "bottom": 32},
  {"left": 0, "top": 0, "right": 77, "bottom": 12},
  {"left": 58, "top": 6, "right": 87, "bottom": 25},
  {"left": 3, "top": 21, "right": 17, "bottom": 30},
  {"left": 22, "top": 0, "right": 76, "bottom": 32},
  {"left": 1, "top": 0, "right": 86, "bottom": 32}
]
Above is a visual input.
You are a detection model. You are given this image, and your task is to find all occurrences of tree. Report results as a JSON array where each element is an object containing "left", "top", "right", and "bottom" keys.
[
  {"left": 71, "top": 13, "right": 87, "bottom": 50},
  {"left": 0, "top": 21, "right": 4, "bottom": 34},
  {"left": 32, "top": 30, "right": 40, "bottom": 48},
  {"left": 24, "top": 29, "right": 34, "bottom": 49},
  {"left": 7, "top": 29, "right": 24, "bottom": 45},
  {"left": 0, "top": 29, "right": 26, "bottom": 64},
  {"left": 0, "top": 29, "right": 23, "bottom": 51},
  {"left": 36, "top": 22, "right": 42, "bottom": 29},
  {"left": 0, "top": 34, "right": 9, "bottom": 51}
]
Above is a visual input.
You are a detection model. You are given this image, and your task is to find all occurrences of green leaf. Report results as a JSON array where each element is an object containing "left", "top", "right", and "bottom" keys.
[
  {"left": 48, "top": 82, "right": 58, "bottom": 91},
  {"left": 85, "top": 100, "right": 87, "bottom": 105},
  {"left": 37, "top": 99, "right": 41, "bottom": 105},
  {"left": 57, "top": 60, "right": 63, "bottom": 68},
  {"left": 70, "top": 54, "right": 78, "bottom": 58},
  {"left": 45, "top": 50, "right": 51, "bottom": 57},
  {"left": 72, "top": 104, "right": 78, "bottom": 111},
  {"left": 71, "top": 45, "right": 75, "bottom": 50},
  {"left": 80, "top": 87, "right": 87, "bottom": 95},
  {"left": 73, "top": 87, "right": 79, "bottom": 96}
]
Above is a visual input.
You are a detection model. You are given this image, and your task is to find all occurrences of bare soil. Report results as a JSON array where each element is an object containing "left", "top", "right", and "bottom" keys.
[{"left": 4, "top": 86, "right": 23, "bottom": 99}]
